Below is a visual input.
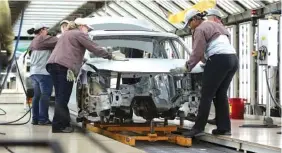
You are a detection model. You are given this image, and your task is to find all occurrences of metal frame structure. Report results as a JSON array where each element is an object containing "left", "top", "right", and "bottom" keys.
[
  {"left": 198, "top": 134, "right": 281, "bottom": 153},
  {"left": 238, "top": 21, "right": 255, "bottom": 106}
]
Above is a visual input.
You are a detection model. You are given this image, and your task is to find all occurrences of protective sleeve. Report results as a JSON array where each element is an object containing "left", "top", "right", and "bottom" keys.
[
  {"left": 186, "top": 29, "right": 206, "bottom": 70},
  {"left": 76, "top": 32, "right": 112, "bottom": 59}
]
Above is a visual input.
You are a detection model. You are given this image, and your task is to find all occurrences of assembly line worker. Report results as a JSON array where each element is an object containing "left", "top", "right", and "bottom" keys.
[
  {"left": 206, "top": 9, "right": 224, "bottom": 25},
  {"left": 46, "top": 18, "right": 125, "bottom": 133},
  {"left": 56, "top": 20, "right": 70, "bottom": 37},
  {"left": 27, "top": 23, "right": 58, "bottom": 125},
  {"left": 178, "top": 9, "right": 238, "bottom": 137},
  {"left": 205, "top": 8, "right": 225, "bottom": 126},
  {"left": 0, "top": 0, "right": 14, "bottom": 66}
]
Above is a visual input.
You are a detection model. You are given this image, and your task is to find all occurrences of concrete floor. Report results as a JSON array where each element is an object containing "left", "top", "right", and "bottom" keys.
[
  {"left": 0, "top": 103, "right": 245, "bottom": 153},
  {"left": 0, "top": 104, "right": 145, "bottom": 153},
  {"left": 0, "top": 93, "right": 281, "bottom": 153}
]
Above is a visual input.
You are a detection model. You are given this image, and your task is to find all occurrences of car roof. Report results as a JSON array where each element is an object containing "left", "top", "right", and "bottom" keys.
[
  {"left": 89, "top": 30, "right": 179, "bottom": 39},
  {"left": 85, "top": 17, "right": 179, "bottom": 39}
]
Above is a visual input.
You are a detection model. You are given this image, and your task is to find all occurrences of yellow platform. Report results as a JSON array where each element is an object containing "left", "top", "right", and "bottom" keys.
[{"left": 86, "top": 122, "right": 192, "bottom": 147}]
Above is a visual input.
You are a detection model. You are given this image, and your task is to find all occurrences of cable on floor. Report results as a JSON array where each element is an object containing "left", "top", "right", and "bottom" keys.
[
  {"left": 4, "top": 146, "right": 15, "bottom": 153},
  {"left": 0, "top": 108, "right": 7, "bottom": 115},
  {"left": 0, "top": 7, "right": 32, "bottom": 125}
]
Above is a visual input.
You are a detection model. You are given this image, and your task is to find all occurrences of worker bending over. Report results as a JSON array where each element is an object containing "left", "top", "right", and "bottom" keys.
[
  {"left": 206, "top": 8, "right": 225, "bottom": 125},
  {"left": 46, "top": 18, "right": 126, "bottom": 133},
  {"left": 178, "top": 9, "right": 238, "bottom": 137},
  {"left": 0, "top": 0, "right": 14, "bottom": 67},
  {"left": 27, "top": 23, "right": 58, "bottom": 125}
]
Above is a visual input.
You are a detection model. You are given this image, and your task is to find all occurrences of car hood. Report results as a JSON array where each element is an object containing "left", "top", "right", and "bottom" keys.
[{"left": 81, "top": 58, "right": 204, "bottom": 74}]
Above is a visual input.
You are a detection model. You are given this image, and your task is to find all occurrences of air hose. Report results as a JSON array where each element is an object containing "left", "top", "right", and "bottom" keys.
[
  {"left": 0, "top": 9, "right": 32, "bottom": 125},
  {"left": 0, "top": 8, "right": 114, "bottom": 153}
]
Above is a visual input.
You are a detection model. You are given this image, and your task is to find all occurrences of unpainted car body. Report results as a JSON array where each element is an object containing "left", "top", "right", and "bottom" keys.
[{"left": 66, "top": 17, "right": 204, "bottom": 123}]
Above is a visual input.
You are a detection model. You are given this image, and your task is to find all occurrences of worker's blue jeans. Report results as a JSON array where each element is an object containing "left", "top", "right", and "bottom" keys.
[
  {"left": 30, "top": 74, "right": 53, "bottom": 123},
  {"left": 46, "top": 63, "right": 73, "bottom": 131}
]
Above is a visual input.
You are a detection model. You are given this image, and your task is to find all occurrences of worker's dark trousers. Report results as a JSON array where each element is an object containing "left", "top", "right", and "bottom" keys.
[
  {"left": 193, "top": 54, "right": 238, "bottom": 131},
  {"left": 46, "top": 63, "right": 73, "bottom": 130}
]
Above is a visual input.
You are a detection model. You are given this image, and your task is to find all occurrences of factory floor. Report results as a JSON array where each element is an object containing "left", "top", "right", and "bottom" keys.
[
  {"left": 0, "top": 103, "right": 243, "bottom": 153},
  {"left": 0, "top": 93, "right": 281, "bottom": 153},
  {"left": 0, "top": 104, "right": 146, "bottom": 153}
]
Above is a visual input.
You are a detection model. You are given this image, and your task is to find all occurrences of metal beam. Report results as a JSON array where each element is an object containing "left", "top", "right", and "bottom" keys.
[
  {"left": 223, "top": 2, "right": 281, "bottom": 26},
  {"left": 123, "top": 1, "right": 168, "bottom": 31},
  {"left": 139, "top": 1, "right": 178, "bottom": 30},
  {"left": 105, "top": 3, "right": 123, "bottom": 17}
]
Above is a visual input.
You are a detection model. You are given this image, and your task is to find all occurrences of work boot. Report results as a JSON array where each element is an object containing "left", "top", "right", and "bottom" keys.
[
  {"left": 52, "top": 126, "right": 74, "bottom": 133},
  {"left": 212, "top": 129, "right": 231, "bottom": 136},
  {"left": 38, "top": 120, "right": 52, "bottom": 126},
  {"left": 186, "top": 114, "right": 196, "bottom": 122},
  {"left": 31, "top": 120, "right": 38, "bottom": 125},
  {"left": 182, "top": 129, "right": 205, "bottom": 138},
  {"left": 207, "top": 118, "right": 216, "bottom": 125}
]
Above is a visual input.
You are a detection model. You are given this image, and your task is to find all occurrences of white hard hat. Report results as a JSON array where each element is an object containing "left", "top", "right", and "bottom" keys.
[
  {"left": 74, "top": 18, "right": 93, "bottom": 30},
  {"left": 60, "top": 20, "right": 70, "bottom": 26},
  {"left": 206, "top": 9, "right": 222, "bottom": 18},
  {"left": 183, "top": 9, "right": 201, "bottom": 28},
  {"left": 33, "top": 23, "right": 49, "bottom": 31}
]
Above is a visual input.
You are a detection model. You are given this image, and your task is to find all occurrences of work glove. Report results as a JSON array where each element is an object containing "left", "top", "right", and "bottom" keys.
[
  {"left": 200, "top": 63, "right": 205, "bottom": 68},
  {"left": 66, "top": 69, "right": 76, "bottom": 82},
  {"left": 111, "top": 50, "right": 128, "bottom": 61},
  {"left": 170, "top": 65, "right": 189, "bottom": 74}
]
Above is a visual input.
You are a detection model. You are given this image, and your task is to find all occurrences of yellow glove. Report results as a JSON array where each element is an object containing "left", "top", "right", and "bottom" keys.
[{"left": 66, "top": 69, "right": 76, "bottom": 82}]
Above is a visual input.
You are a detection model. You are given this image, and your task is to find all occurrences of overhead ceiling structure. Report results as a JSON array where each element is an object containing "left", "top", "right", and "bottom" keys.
[
  {"left": 12, "top": 0, "right": 104, "bottom": 37},
  {"left": 89, "top": 0, "right": 281, "bottom": 34},
  {"left": 8, "top": 1, "right": 29, "bottom": 26},
  {"left": 9, "top": 0, "right": 281, "bottom": 37}
]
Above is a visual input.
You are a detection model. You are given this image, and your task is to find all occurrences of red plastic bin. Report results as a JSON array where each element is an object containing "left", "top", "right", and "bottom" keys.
[{"left": 229, "top": 98, "right": 246, "bottom": 119}]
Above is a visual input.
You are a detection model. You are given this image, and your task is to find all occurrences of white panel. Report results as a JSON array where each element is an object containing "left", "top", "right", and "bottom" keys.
[
  {"left": 226, "top": 25, "right": 237, "bottom": 98},
  {"left": 280, "top": 16, "right": 282, "bottom": 106},
  {"left": 239, "top": 22, "right": 254, "bottom": 104}
]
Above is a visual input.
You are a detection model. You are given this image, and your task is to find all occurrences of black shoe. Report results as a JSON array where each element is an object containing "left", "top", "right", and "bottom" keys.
[
  {"left": 186, "top": 114, "right": 197, "bottom": 122},
  {"left": 52, "top": 127, "right": 74, "bottom": 133},
  {"left": 212, "top": 129, "right": 231, "bottom": 136},
  {"left": 31, "top": 120, "right": 38, "bottom": 125},
  {"left": 182, "top": 129, "right": 205, "bottom": 138},
  {"left": 38, "top": 120, "right": 52, "bottom": 125},
  {"left": 207, "top": 118, "right": 216, "bottom": 125}
]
